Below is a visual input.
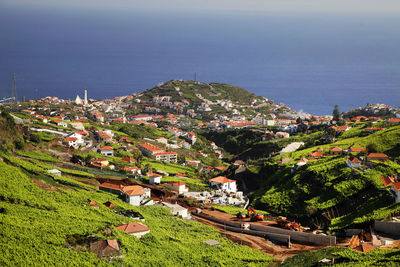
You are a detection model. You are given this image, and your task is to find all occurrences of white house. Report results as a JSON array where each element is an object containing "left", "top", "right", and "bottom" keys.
[
  {"left": 47, "top": 169, "right": 61, "bottom": 177},
  {"left": 53, "top": 120, "right": 68, "bottom": 127},
  {"left": 154, "top": 152, "right": 178, "bottom": 163},
  {"left": 162, "top": 202, "right": 189, "bottom": 218},
  {"left": 276, "top": 131, "right": 290, "bottom": 138},
  {"left": 98, "top": 182, "right": 151, "bottom": 206},
  {"left": 99, "top": 146, "right": 114, "bottom": 157},
  {"left": 124, "top": 166, "right": 142, "bottom": 176},
  {"left": 380, "top": 176, "right": 400, "bottom": 203},
  {"left": 297, "top": 157, "right": 308, "bottom": 166},
  {"left": 165, "top": 181, "right": 189, "bottom": 194},
  {"left": 147, "top": 172, "right": 162, "bottom": 185},
  {"left": 208, "top": 176, "right": 237, "bottom": 193},
  {"left": 115, "top": 222, "right": 150, "bottom": 238},
  {"left": 346, "top": 157, "right": 361, "bottom": 168},
  {"left": 65, "top": 132, "right": 84, "bottom": 145},
  {"left": 64, "top": 137, "right": 78, "bottom": 147},
  {"left": 121, "top": 185, "right": 152, "bottom": 206}
]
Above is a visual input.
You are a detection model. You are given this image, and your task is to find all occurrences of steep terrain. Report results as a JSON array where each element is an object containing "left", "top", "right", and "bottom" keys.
[
  {"left": 0, "top": 113, "right": 274, "bottom": 266},
  {"left": 248, "top": 125, "right": 400, "bottom": 230}
]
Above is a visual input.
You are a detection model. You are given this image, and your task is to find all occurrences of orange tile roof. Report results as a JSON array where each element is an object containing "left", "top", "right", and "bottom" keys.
[
  {"left": 209, "top": 176, "right": 234, "bottom": 184},
  {"left": 353, "top": 243, "right": 375, "bottom": 253},
  {"left": 367, "top": 153, "right": 388, "bottom": 159},
  {"left": 139, "top": 142, "right": 163, "bottom": 152},
  {"left": 100, "top": 146, "right": 113, "bottom": 151},
  {"left": 298, "top": 157, "right": 308, "bottom": 163},
  {"left": 330, "top": 147, "right": 343, "bottom": 152},
  {"left": 350, "top": 147, "right": 367, "bottom": 152},
  {"left": 99, "top": 182, "right": 125, "bottom": 191},
  {"left": 115, "top": 222, "right": 150, "bottom": 233},
  {"left": 121, "top": 157, "right": 136, "bottom": 163},
  {"left": 98, "top": 132, "right": 112, "bottom": 139},
  {"left": 124, "top": 166, "right": 141, "bottom": 172},
  {"left": 348, "top": 157, "right": 360, "bottom": 163},
  {"left": 121, "top": 185, "right": 146, "bottom": 196},
  {"left": 310, "top": 152, "right": 323, "bottom": 157}
]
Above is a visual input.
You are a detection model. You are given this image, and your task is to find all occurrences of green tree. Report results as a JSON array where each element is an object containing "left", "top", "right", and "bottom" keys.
[{"left": 332, "top": 104, "right": 340, "bottom": 122}]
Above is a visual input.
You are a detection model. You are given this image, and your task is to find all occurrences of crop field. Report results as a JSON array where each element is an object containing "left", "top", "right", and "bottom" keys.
[{"left": 0, "top": 157, "right": 274, "bottom": 266}]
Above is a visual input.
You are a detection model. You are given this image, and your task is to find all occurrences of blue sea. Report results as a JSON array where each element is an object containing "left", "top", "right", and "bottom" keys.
[{"left": 0, "top": 5, "right": 399, "bottom": 115}]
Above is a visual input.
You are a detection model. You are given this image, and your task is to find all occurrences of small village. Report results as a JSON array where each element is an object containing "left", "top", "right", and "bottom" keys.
[{"left": 1, "top": 80, "right": 400, "bottom": 264}]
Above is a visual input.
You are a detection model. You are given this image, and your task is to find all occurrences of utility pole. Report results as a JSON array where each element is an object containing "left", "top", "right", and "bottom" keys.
[{"left": 11, "top": 72, "right": 17, "bottom": 102}]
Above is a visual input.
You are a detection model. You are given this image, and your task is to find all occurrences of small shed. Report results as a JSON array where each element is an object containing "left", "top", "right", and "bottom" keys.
[
  {"left": 47, "top": 169, "right": 62, "bottom": 177},
  {"left": 162, "top": 202, "right": 189, "bottom": 218},
  {"left": 115, "top": 222, "right": 150, "bottom": 238}
]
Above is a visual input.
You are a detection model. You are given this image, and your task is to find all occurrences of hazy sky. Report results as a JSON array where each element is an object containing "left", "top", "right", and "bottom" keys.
[{"left": 2, "top": 0, "right": 400, "bottom": 16}]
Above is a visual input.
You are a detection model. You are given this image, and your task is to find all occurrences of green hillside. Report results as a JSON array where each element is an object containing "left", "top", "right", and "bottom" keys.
[
  {"left": 0, "top": 156, "right": 273, "bottom": 266},
  {"left": 250, "top": 125, "right": 400, "bottom": 230},
  {"left": 140, "top": 80, "right": 263, "bottom": 105}
]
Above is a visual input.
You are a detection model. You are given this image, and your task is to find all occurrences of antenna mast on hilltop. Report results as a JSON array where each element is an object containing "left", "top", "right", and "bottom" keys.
[
  {"left": 194, "top": 72, "right": 197, "bottom": 82},
  {"left": 11, "top": 72, "right": 17, "bottom": 102}
]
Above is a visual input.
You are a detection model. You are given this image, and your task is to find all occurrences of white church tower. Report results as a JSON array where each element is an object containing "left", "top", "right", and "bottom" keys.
[{"left": 84, "top": 90, "right": 88, "bottom": 105}]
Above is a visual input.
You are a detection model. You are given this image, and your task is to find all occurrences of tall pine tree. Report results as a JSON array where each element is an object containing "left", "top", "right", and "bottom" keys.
[{"left": 332, "top": 104, "right": 340, "bottom": 122}]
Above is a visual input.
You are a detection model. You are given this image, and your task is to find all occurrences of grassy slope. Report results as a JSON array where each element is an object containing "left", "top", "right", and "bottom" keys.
[
  {"left": 282, "top": 246, "right": 400, "bottom": 266},
  {"left": 0, "top": 157, "right": 273, "bottom": 266},
  {"left": 140, "top": 80, "right": 264, "bottom": 107},
  {"left": 251, "top": 125, "right": 400, "bottom": 229}
]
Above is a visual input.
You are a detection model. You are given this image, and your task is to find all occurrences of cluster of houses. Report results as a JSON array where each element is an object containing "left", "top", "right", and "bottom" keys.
[{"left": 278, "top": 146, "right": 390, "bottom": 169}]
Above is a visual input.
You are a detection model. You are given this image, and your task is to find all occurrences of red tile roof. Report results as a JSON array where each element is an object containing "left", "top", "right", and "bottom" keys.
[
  {"left": 336, "top": 126, "right": 350, "bottom": 131},
  {"left": 121, "top": 156, "right": 136, "bottom": 163},
  {"left": 99, "top": 182, "right": 126, "bottom": 191},
  {"left": 298, "top": 157, "right": 308, "bottom": 163},
  {"left": 214, "top": 166, "right": 227, "bottom": 171},
  {"left": 64, "top": 137, "right": 77, "bottom": 141},
  {"left": 367, "top": 153, "right": 388, "bottom": 159},
  {"left": 100, "top": 146, "right": 113, "bottom": 151},
  {"left": 392, "top": 182, "right": 400, "bottom": 191},
  {"left": 172, "top": 181, "right": 186, "bottom": 186},
  {"left": 139, "top": 142, "right": 163, "bottom": 152},
  {"left": 353, "top": 243, "right": 375, "bottom": 253},
  {"left": 330, "top": 147, "right": 343, "bottom": 152},
  {"left": 309, "top": 152, "right": 323, "bottom": 157},
  {"left": 115, "top": 222, "right": 150, "bottom": 233},
  {"left": 124, "top": 166, "right": 141, "bottom": 172},
  {"left": 146, "top": 172, "right": 162, "bottom": 177},
  {"left": 348, "top": 157, "right": 361, "bottom": 163},
  {"left": 121, "top": 185, "right": 146, "bottom": 196},
  {"left": 380, "top": 176, "right": 394, "bottom": 187},
  {"left": 209, "top": 176, "right": 235, "bottom": 184}
]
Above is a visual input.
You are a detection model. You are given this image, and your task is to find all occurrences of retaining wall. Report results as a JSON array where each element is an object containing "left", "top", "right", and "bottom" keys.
[
  {"left": 220, "top": 224, "right": 291, "bottom": 247},
  {"left": 250, "top": 224, "right": 336, "bottom": 245},
  {"left": 192, "top": 212, "right": 336, "bottom": 245},
  {"left": 375, "top": 220, "right": 400, "bottom": 236},
  {"left": 192, "top": 213, "right": 242, "bottom": 228}
]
